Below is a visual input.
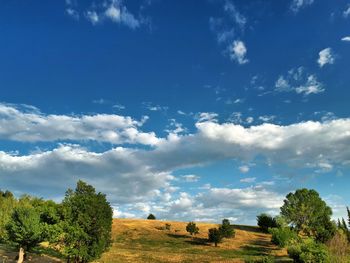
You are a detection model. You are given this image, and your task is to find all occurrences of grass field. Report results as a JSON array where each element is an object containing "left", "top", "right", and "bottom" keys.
[
  {"left": 1, "top": 219, "right": 292, "bottom": 263},
  {"left": 95, "top": 219, "right": 291, "bottom": 263}
]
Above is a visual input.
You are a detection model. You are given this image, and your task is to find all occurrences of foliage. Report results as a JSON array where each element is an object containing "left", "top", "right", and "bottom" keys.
[
  {"left": 269, "top": 227, "right": 299, "bottom": 247},
  {"left": 245, "top": 256, "right": 274, "bottom": 263},
  {"left": 327, "top": 230, "right": 348, "bottom": 263},
  {"left": 165, "top": 223, "right": 171, "bottom": 231},
  {"left": 287, "top": 238, "right": 330, "bottom": 263},
  {"left": 208, "top": 228, "right": 223, "bottom": 247},
  {"left": 5, "top": 206, "right": 43, "bottom": 251},
  {"left": 61, "top": 180, "right": 113, "bottom": 262},
  {"left": 186, "top": 222, "right": 199, "bottom": 236},
  {"left": 0, "top": 190, "right": 17, "bottom": 241},
  {"left": 219, "top": 219, "right": 235, "bottom": 238},
  {"left": 147, "top": 213, "right": 156, "bottom": 220},
  {"left": 256, "top": 214, "right": 277, "bottom": 233},
  {"left": 280, "top": 188, "right": 335, "bottom": 242}
]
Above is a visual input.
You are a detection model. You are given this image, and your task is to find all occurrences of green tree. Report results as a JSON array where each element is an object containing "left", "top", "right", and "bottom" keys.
[
  {"left": 208, "top": 228, "right": 222, "bottom": 247},
  {"left": 0, "top": 190, "right": 17, "bottom": 241},
  {"left": 186, "top": 222, "right": 199, "bottom": 236},
  {"left": 347, "top": 207, "right": 350, "bottom": 227},
  {"left": 147, "top": 213, "right": 156, "bottom": 220},
  {"left": 6, "top": 206, "right": 43, "bottom": 263},
  {"left": 280, "top": 188, "right": 335, "bottom": 242},
  {"left": 61, "top": 180, "right": 113, "bottom": 263},
  {"left": 257, "top": 213, "right": 277, "bottom": 233},
  {"left": 219, "top": 219, "right": 235, "bottom": 238}
]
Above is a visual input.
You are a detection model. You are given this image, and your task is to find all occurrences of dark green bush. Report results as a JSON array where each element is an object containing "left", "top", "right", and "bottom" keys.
[
  {"left": 287, "top": 239, "right": 330, "bottom": 263},
  {"left": 219, "top": 219, "right": 235, "bottom": 238},
  {"left": 147, "top": 213, "right": 156, "bottom": 220},
  {"left": 245, "top": 256, "right": 274, "bottom": 263},
  {"left": 269, "top": 227, "right": 299, "bottom": 247},
  {"left": 257, "top": 213, "right": 277, "bottom": 233}
]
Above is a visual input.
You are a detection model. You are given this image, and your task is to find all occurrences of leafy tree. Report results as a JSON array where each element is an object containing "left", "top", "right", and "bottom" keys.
[
  {"left": 147, "top": 213, "right": 156, "bottom": 220},
  {"left": 0, "top": 190, "right": 17, "bottom": 241},
  {"left": 208, "top": 228, "right": 223, "bottom": 247},
  {"left": 347, "top": 207, "right": 350, "bottom": 227},
  {"left": 186, "top": 222, "right": 199, "bottom": 236},
  {"left": 6, "top": 206, "right": 43, "bottom": 263},
  {"left": 257, "top": 214, "right": 277, "bottom": 233},
  {"left": 61, "top": 180, "right": 113, "bottom": 263},
  {"left": 219, "top": 219, "right": 235, "bottom": 238},
  {"left": 280, "top": 188, "right": 335, "bottom": 242}
]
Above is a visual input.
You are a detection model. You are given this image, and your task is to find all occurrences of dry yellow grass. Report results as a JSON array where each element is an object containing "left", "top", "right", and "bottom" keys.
[{"left": 95, "top": 219, "right": 290, "bottom": 263}]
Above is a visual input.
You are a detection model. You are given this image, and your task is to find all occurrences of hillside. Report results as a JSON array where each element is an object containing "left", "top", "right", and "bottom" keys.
[
  {"left": 96, "top": 219, "right": 291, "bottom": 263},
  {"left": 1, "top": 219, "right": 292, "bottom": 263}
]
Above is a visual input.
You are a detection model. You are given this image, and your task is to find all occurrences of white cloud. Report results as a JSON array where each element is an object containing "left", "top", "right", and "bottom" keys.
[
  {"left": 318, "top": 48, "right": 335, "bottom": 67},
  {"left": 66, "top": 8, "right": 79, "bottom": 20},
  {"left": 295, "top": 75, "right": 324, "bottom": 95},
  {"left": 341, "top": 36, "right": 350, "bottom": 42},
  {"left": 223, "top": 1, "right": 247, "bottom": 28},
  {"left": 196, "top": 112, "right": 218, "bottom": 123},
  {"left": 239, "top": 165, "right": 250, "bottom": 173},
  {"left": 290, "top": 0, "right": 314, "bottom": 13},
  {"left": 258, "top": 115, "right": 276, "bottom": 123},
  {"left": 0, "top": 103, "right": 160, "bottom": 146},
  {"left": 229, "top": 40, "right": 249, "bottom": 64},
  {"left": 240, "top": 177, "right": 256, "bottom": 183}
]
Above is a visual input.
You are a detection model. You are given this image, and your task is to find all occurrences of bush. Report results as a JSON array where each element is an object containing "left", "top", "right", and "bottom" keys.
[
  {"left": 186, "top": 222, "right": 199, "bottom": 236},
  {"left": 147, "top": 213, "right": 156, "bottom": 220},
  {"left": 208, "top": 228, "right": 222, "bottom": 247},
  {"left": 287, "top": 238, "right": 330, "bottom": 263},
  {"left": 327, "top": 230, "right": 348, "bottom": 263},
  {"left": 245, "top": 256, "right": 274, "bottom": 263},
  {"left": 219, "top": 219, "right": 235, "bottom": 238},
  {"left": 257, "top": 213, "right": 277, "bottom": 233},
  {"left": 165, "top": 223, "right": 171, "bottom": 231},
  {"left": 269, "top": 227, "right": 299, "bottom": 247}
]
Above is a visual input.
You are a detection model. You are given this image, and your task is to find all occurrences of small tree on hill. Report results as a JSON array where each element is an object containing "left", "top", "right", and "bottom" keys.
[
  {"left": 219, "top": 219, "right": 235, "bottom": 238},
  {"left": 208, "top": 228, "right": 222, "bottom": 247},
  {"left": 147, "top": 213, "right": 156, "bottom": 220},
  {"left": 257, "top": 213, "right": 277, "bottom": 233},
  {"left": 6, "top": 206, "right": 43, "bottom": 263},
  {"left": 186, "top": 222, "right": 199, "bottom": 236}
]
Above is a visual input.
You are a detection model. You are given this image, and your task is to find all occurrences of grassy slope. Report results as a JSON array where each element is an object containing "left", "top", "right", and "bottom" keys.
[{"left": 96, "top": 219, "right": 291, "bottom": 263}]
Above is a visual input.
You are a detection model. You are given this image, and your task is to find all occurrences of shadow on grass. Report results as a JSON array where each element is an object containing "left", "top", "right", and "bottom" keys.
[
  {"left": 185, "top": 237, "right": 211, "bottom": 246},
  {"left": 233, "top": 225, "right": 262, "bottom": 233},
  {"left": 166, "top": 233, "right": 188, "bottom": 239}
]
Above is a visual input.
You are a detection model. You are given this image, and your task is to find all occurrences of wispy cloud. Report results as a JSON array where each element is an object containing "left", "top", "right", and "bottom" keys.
[
  {"left": 341, "top": 36, "right": 350, "bottom": 42},
  {"left": 290, "top": 0, "right": 314, "bottom": 13},
  {"left": 343, "top": 4, "right": 350, "bottom": 18},
  {"left": 275, "top": 67, "right": 324, "bottom": 96}
]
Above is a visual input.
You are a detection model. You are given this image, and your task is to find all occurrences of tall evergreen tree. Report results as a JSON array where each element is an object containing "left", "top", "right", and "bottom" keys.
[{"left": 62, "top": 180, "right": 113, "bottom": 263}]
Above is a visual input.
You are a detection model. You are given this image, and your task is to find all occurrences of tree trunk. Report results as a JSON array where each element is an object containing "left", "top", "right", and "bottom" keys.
[
  {"left": 17, "top": 247, "right": 24, "bottom": 263},
  {"left": 215, "top": 242, "right": 217, "bottom": 247}
]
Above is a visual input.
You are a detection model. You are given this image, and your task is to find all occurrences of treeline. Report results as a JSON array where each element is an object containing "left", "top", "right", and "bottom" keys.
[
  {"left": 0, "top": 180, "right": 113, "bottom": 263},
  {"left": 256, "top": 188, "right": 350, "bottom": 263}
]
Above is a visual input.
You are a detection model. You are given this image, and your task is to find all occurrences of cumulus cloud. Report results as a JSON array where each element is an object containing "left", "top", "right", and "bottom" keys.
[
  {"left": 229, "top": 40, "right": 249, "bottom": 64},
  {"left": 290, "top": 0, "right": 314, "bottom": 13},
  {"left": 0, "top": 103, "right": 160, "bottom": 146},
  {"left": 341, "top": 36, "right": 350, "bottom": 41},
  {"left": 318, "top": 48, "right": 335, "bottom": 67},
  {"left": 275, "top": 67, "right": 324, "bottom": 96},
  {"left": 239, "top": 165, "right": 250, "bottom": 173}
]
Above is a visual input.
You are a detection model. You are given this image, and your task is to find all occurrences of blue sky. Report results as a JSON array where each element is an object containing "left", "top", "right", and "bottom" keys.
[{"left": 0, "top": 0, "right": 350, "bottom": 224}]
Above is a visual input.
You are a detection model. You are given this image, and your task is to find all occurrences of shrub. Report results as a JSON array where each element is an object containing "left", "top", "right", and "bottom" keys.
[
  {"left": 165, "top": 223, "right": 171, "bottom": 231},
  {"left": 219, "top": 219, "right": 235, "bottom": 238},
  {"left": 147, "top": 213, "right": 156, "bottom": 220},
  {"left": 257, "top": 213, "right": 277, "bottom": 233},
  {"left": 269, "top": 227, "right": 299, "bottom": 247},
  {"left": 287, "top": 238, "right": 330, "bottom": 263},
  {"left": 245, "top": 256, "right": 274, "bottom": 263}
]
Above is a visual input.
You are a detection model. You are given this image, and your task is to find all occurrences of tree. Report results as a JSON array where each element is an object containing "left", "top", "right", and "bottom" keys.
[
  {"left": 147, "top": 213, "right": 156, "bottom": 220},
  {"left": 280, "top": 188, "right": 335, "bottom": 242},
  {"left": 186, "top": 222, "right": 199, "bottom": 236},
  {"left": 61, "top": 180, "right": 113, "bottom": 263},
  {"left": 0, "top": 190, "right": 17, "bottom": 241},
  {"left": 6, "top": 206, "right": 43, "bottom": 263},
  {"left": 257, "top": 213, "right": 277, "bottom": 233},
  {"left": 347, "top": 207, "right": 350, "bottom": 227},
  {"left": 208, "top": 228, "right": 222, "bottom": 247},
  {"left": 219, "top": 219, "right": 235, "bottom": 238}
]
